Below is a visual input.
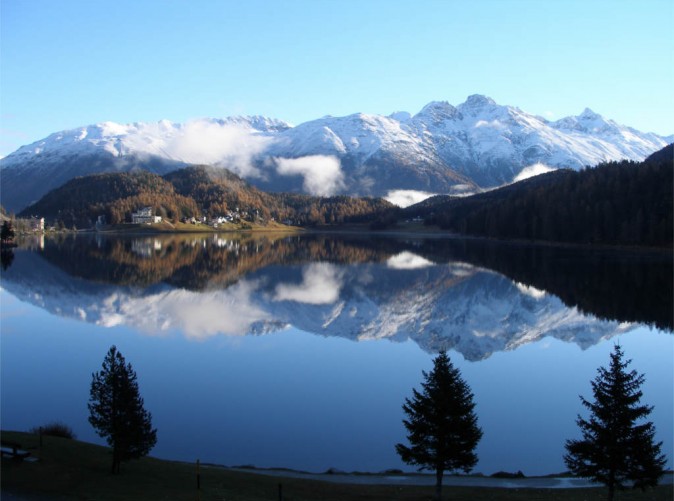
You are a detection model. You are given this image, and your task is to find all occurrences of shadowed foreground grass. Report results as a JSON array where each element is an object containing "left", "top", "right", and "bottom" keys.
[{"left": 2, "top": 431, "right": 671, "bottom": 501}]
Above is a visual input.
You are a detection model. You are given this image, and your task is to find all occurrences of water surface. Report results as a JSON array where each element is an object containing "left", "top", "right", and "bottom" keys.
[{"left": 1, "top": 233, "right": 671, "bottom": 475}]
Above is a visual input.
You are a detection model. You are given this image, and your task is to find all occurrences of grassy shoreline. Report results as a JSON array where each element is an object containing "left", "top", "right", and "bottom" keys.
[
  {"left": 94, "top": 220, "right": 305, "bottom": 234},
  {"left": 22, "top": 219, "right": 671, "bottom": 254},
  {"left": 2, "top": 431, "right": 672, "bottom": 500}
]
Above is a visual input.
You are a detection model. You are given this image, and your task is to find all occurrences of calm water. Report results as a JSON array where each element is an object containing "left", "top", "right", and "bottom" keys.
[{"left": 1, "top": 233, "right": 672, "bottom": 475}]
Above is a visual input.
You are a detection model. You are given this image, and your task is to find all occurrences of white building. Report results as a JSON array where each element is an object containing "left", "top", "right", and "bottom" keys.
[
  {"left": 131, "top": 207, "right": 162, "bottom": 224},
  {"left": 30, "top": 216, "right": 45, "bottom": 232}
]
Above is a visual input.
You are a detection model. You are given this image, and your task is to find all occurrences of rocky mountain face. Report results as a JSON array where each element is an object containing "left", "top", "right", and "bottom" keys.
[{"left": 1, "top": 96, "right": 671, "bottom": 212}]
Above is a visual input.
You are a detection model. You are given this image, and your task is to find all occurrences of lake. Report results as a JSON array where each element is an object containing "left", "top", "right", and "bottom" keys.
[{"left": 1, "top": 232, "right": 672, "bottom": 476}]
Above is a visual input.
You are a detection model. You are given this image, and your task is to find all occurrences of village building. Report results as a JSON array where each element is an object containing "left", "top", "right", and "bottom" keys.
[
  {"left": 30, "top": 216, "right": 45, "bottom": 232},
  {"left": 131, "top": 207, "right": 162, "bottom": 224}
]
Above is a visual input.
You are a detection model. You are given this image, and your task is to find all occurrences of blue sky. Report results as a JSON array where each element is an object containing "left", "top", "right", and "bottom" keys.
[{"left": 1, "top": 0, "right": 672, "bottom": 157}]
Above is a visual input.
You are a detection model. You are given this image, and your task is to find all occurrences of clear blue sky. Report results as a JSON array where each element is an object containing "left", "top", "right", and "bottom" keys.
[{"left": 1, "top": 0, "right": 672, "bottom": 157}]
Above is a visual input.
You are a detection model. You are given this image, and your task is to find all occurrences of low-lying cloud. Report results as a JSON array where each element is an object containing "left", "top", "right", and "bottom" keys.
[
  {"left": 385, "top": 189, "right": 436, "bottom": 208},
  {"left": 513, "top": 163, "right": 557, "bottom": 182},
  {"left": 273, "top": 263, "right": 343, "bottom": 304},
  {"left": 160, "top": 120, "right": 273, "bottom": 178},
  {"left": 387, "top": 252, "right": 434, "bottom": 270},
  {"left": 275, "top": 155, "right": 344, "bottom": 196},
  {"left": 98, "top": 280, "right": 270, "bottom": 339}
]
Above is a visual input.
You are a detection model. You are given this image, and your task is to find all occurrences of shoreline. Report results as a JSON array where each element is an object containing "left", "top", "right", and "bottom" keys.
[
  {"left": 23, "top": 222, "right": 673, "bottom": 255},
  {"left": 5, "top": 429, "right": 671, "bottom": 488},
  {"left": 220, "top": 466, "right": 674, "bottom": 489}
]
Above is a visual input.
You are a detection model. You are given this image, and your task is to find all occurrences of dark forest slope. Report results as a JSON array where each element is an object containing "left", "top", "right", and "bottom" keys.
[{"left": 409, "top": 144, "right": 673, "bottom": 247}]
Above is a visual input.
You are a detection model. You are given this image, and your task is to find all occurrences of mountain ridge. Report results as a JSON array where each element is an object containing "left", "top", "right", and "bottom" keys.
[{"left": 1, "top": 95, "right": 671, "bottom": 212}]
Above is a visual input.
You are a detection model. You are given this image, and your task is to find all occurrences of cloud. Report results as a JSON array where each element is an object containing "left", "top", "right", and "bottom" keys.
[
  {"left": 274, "top": 155, "right": 345, "bottom": 196},
  {"left": 385, "top": 189, "right": 436, "bottom": 208},
  {"left": 273, "top": 263, "right": 343, "bottom": 304},
  {"left": 160, "top": 120, "right": 273, "bottom": 178},
  {"left": 386, "top": 252, "right": 434, "bottom": 270},
  {"left": 98, "top": 280, "right": 270, "bottom": 339},
  {"left": 513, "top": 163, "right": 557, "bottom": 182}
]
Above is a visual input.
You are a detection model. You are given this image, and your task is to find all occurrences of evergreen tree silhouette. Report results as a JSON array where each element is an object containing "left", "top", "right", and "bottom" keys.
[
  {"left": 564, "top": 344, "right": 666, "bottom": 500},
  {"left": 396, "top": 351, "right": 482, "bottom": 500},
  {"left": 88, "top": 346, "right": 157, "bottom": 474}
]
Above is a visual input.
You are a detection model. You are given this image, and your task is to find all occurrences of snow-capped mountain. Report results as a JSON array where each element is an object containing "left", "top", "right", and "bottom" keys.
[{"left": 1, "top": 95, "right": 671, "bottom": 212}]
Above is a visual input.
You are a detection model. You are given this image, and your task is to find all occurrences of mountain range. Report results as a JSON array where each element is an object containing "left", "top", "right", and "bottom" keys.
[{"left": 1, "top": 95, "right": 672, "bottom": 213}]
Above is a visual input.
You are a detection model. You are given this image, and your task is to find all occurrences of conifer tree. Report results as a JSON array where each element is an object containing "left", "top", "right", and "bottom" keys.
[
  {"left": 564, "top": 344, "right": 666, "bottom": 501},
  {"left": 396, "top": 351, "right": 482, "bottom": 500},
  {"left": 88, "top": 346, "right": 157, "bottom": 474},
  {"left": 1, "top": 220, "right": 15, "bottom": 243}
]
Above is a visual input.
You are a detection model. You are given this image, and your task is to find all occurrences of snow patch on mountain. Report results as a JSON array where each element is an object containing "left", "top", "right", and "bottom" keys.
[{"left": 515, "top": 282, "right": 547, "bottom": 299}]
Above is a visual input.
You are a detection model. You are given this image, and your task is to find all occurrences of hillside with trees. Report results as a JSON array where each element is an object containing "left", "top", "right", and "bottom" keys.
[
  {"left": 18, "top": 171, "right": 199, "bottom": 229},
  {"left": 18, "top": 165, "right": 394, "bottom": 229},
  {"left": 413, "top": 144, "right": 673, "bottom": 247},
  {"left": 165, "top": 165, "right": 394, "bottom": 226}
]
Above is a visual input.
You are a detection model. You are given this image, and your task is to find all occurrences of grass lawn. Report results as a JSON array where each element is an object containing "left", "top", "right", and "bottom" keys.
[{"left": 2, "top": 431, "right": 672, "bottom": 501}]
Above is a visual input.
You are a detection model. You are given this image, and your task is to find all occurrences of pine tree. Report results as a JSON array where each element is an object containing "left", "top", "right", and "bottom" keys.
[
  {"left": 88, "top": 346, "right": 157, "bottom": 474},
  {"left": 396, "top": 351, "right": 482, "bottom": 501},
  {"left": 564, "top": 344, "right": 666, "bottom": 501},
  {"left": 1, "top": 220, "right": 15, "bottom": 243}
]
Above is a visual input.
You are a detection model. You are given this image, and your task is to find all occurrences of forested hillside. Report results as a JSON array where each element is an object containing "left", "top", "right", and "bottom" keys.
[
  {"left": 18, "top": 171, "right": 199, "bottom": 228},
  {"left": 18, "top": 165, "right": 394, "bottom": 228},
  {"left": 418, "top": 144, "right": 673, "bottom": 247},
  {"left": 165, "top": 166, "right": 394, "bottom": 225}
]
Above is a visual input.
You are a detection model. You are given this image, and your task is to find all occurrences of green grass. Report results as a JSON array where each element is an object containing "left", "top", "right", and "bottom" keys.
[{"left": 2, "top": 431, "right": 671, "bottom": 501}]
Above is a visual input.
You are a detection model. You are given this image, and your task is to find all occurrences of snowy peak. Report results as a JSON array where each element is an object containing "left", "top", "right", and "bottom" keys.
[
  {"left": 413, "top": 101, "right": 461, "bottom": 123},
  {"left": 271, "top": 111, "right": 418, "bottom": 159},
  {"left": 211, "top": 115, "right": 293, "bottom": 132},
  {"left": 8, "top": 116, "right": 291, "bottom": 163},
  {"left": 579, "top": 107, "right": 601, "bottom": 119},
  {"left": 552, "top": 108, "right": 616, "bottom": 134},
  {"left": 1, "top": 95, "right": 671, "bottom": 212},
  {"left": 460, "top": 94, "right": 498, "bottom": 110},
  {"left": 388, "top": 111, "right": 411, "bottom": 122}
]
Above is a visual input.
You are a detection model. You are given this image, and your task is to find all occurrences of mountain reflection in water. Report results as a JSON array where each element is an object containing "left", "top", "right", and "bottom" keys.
[{"left": 2, "top": 233, "right": 670, "bottom": 361}]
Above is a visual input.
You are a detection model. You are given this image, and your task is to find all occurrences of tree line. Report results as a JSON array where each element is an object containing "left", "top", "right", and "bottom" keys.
[
  {"left": 83, "top": 343, "right": 666, "bottom": 501},
  {"left": 420, "top": 145, "right": 673, "bottom": 247}
]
